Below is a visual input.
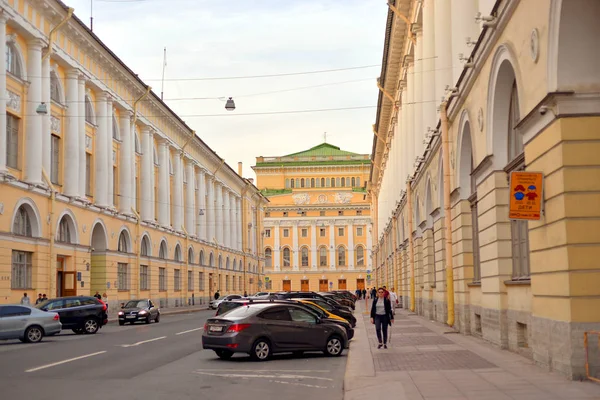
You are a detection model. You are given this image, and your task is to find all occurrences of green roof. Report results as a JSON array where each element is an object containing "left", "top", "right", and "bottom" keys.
[{"left": 284, "top": 143, "right": 361, "bottom": 158}]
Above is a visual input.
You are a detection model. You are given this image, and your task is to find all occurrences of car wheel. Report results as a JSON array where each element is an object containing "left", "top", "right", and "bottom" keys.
[
  {"left": 25, "top": 326, "right": 44, "bottom": 343},
  {"left": 72, "top": 328, "right": 84, "bottom": 334},
  {"left": 250, "top": 338, "right": 271, "bottom": 361},
  {"left": 145, "top": 316, "right": 151, "bottom": 324},
  {"left": 155, "top": 313, "right": 160, "bottom": 323},
  {"left": 324, "top": 335, "right": 343, "bottom": 357},
  {"left": 215, "top": 349, "right": 233, "bottom": 360},
  {"left": 83, "top": 318, "right": 100, "bottom": 334},
  {"left": 119, "top": 321, "right": 125, "bottom": 326}
]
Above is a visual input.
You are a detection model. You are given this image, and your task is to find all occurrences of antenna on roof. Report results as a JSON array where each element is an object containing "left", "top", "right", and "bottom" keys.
[
  {"left": 90, "top": 0, "right": 93, "bottom": 31},
  {"left": 324, "top": 132, "right": 327, "bottom": 143},
  {"left": 161, "top": 47, "right": 167, "bottom": 101}
]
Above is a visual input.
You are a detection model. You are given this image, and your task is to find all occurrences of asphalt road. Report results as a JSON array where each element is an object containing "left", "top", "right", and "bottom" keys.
[{"left": 0, "top": 309, "right": 347, "bottom": 400}]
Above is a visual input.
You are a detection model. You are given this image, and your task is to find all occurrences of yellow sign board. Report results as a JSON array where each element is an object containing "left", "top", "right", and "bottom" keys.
[{"left": 509, "top": 171, "right": 543, "bottom": 220}]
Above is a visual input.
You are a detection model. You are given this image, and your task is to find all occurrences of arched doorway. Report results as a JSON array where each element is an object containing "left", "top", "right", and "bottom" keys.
[{"left": 90, "top": 221, "right": 109, "bottom": 299}]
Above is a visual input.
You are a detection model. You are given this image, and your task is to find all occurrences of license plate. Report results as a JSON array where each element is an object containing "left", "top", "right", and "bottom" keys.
[
  {"left": 209, "top": 325, "right": 223, "bottom": 332},
  {"left": 126, "top": 315, "right": 136, "bottom": 319}
]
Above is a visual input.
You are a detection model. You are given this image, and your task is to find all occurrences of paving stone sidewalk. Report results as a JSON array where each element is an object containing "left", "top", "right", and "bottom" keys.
[{"left": 344, "top": 301, "right": 600, "bottom": 400}]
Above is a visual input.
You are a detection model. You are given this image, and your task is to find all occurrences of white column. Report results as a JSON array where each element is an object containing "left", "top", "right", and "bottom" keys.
[
  {"left": 451, "top": 0, "right": 479, "bottom": 83},
  {"left": 119, "top": 110, "right": 132, "bottom": 214},
  {"left": 348, "top": 222, "right": 355, "bottom": 270},
  {"left": 310, "top": 222, "right": 317, "bottom": 270},
  {"left": 24, "top": 39, "right": 44, "bottom": 185},
  {"left": 422, "top": 0, "right": 437, "bottom": 135},
  {"left": 95, "top": 92, "right": 109, "bottom": 206},
  {"left": 41, "top": 56, "right": 51, "bottom": 178},
  {"left": 223, "top": 189, "right": 230, "bottom": 247},
  {"left": 274, "top": 223, "right": 281, "bottom": 271},
  {"left": 64, "top": 69, "right": 80, "bottom": 196},
  {"left": 78, "top": 75, "right": 86, "bottom": 196},
  {"left": 434, "top": 0, "right": 452, "bottom": 105},
  {"left": 158, "top": 140, "right": 170, "bottom": 226},
  {"left": 237, "top": 197, "right": 242, "bottom": 250},
  {"left": 414, "top": 30, "right": 424, "bottom": 160},
  {"left": 329, "top": 221, "right": 336, "bottom": 269},
  {"left": 400, "top": 94, "right": 408, "bottom": 181},
  {"left": 367, "top": 224, "right": 373, "bottom": 270},
  {"left": 106, "top": 98, "right": 114, "bottom": 207},
  {"left": 406, "top": 60, "right": 415, "bottom": 178},
  {"left": 215, "top": 182, "right": 223, "bottom": 244},
  {"left": 292, "top": 222, "right": 299, "bottom": 271},
  {"left": 196, "top": 169, "right": 206, "bottom": 240},
  {"left": 173, "top": 152, "right": 184, "bottom": 231},
  {"left": 207, "top": 176, "right": 215, "bottom": 241},
  {"left": 230, "top": 194, "right": 236, "bottom": 250},
  {"left": 185, "top": 159, "right": 196, "bottom": 236},
  {"left": 140, "top": 127, "right": 153, "bottom": 220},
  {"left": 149, "top": 133, "right": 156, "bottom": 221},
  {"left": 0, "top": 14, "right": 8, "bottom": 173}
]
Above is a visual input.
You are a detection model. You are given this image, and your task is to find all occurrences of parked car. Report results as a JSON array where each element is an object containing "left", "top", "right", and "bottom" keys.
[
  {"left": 305, "top": 297, "right": 356, "bottom": 327},
  {"left": 318, "top": 292, "right": 355, "bottom": 310},
  {"left": 292, "top": 299, "right": 354, "bottom": 340},
  {"left": 209, "top": 294, "right": 242, "bottom": 310},
  {"left": 274, "top": 291, "right": 353, "bottom": 313},
  {"left": 216, "top": 298, "right": 295, "bottom": 316},
  {"left": 0, "top": 305, "right": 61, "bottom": 343},
  {"left": 36, "top": 296, "right": 108, "bottom": 334},
  {"left": 118, "top": 299, "right": 160, "bottom": 325},
  {"left": 331, "top": 290, "right": 358, "bottom": 301},
  {"left": 202, "top": 302, "right": 348, "bottom": 361}
]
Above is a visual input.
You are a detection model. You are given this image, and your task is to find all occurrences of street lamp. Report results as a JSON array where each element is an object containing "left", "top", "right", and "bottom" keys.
[{"left": 225, "top": 97, "right": 236, "bottom": 111}]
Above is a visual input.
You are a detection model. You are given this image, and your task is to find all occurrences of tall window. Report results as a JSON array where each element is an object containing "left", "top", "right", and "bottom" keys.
[
  {"left": 174, "top": 269, "right": 181, "bottom": 291},
  {"left": 320, "top": 228, "right": 326, "bottom": 237},
  {"left": 341, "top": 177, "right": 345, "bottom": 187},
  {"left": 188, "top": 248, "right": 194, "bottom": 264},
  {"left": 11, "top": 251, "right": 32, "bottom": 289},
  {"left": 300, "top": 178, "right": 305, "bottom": 188},
  {"left": 85, "top": 97, "right": 94, "bottom": 124},
  {"left": 338, "top": 227, "right": 344, "bottom": 236},
  {"left": 159, "top": 267, "right": 166, "bottom": 291},
  {"left": 6, "top": 43, "right": 23, "bottom": 77},
  {"left": 141, "top": 237, "right": 150, "bottom": 256},
  {"left": 320, "top": 247, "right": 327, "bottom": 266},
  {"left": 174, "top": 245, "right": 182, "bottom": 262},
  {"left": 159, "top": 241, "right": 167, "bottom": 259},
  {"left": 301, "top": 247, "right": 309, "bottom": 267},
  {"left": 188, "top": 271, "right": 193, "bottom": 291},
  {"left": 290, "top": 179, "right": 295, "bottom": 188},
  {"left": 356, "top": 246, "right": 365, "bottom": 266},
  {"left": 351, "top": 177, "right": 356, "bottom": 187},
  {"left": 265, "top": 229, "right": 271, "bottom": 238},
  {"left": 85, "top": 153, "right": 92, "bottom": 196},
  {"left": 199, "top": 250, "right": 205, "bottom": 266},
  {"left": 357, "top": 226, "right": 363, "bottom": 236},
  {"left": 57, "top": 217, "right": 71, "bottom": 243},
  {"left": 49, "top": 135, "right": 60, "bottom": 184},
  {"left": 50, "top": 71, "right": 62, "bottom": 103},
  {"left": 140, "top": 265, "right": 149, "bottom": 290},
  {"left": 301, "top": 228, "right": 308, "bottom": 238},
  {"left": 331, "top": 178, "right": 336, "bottom": 188},
  {"left": 356, "top": 177, "right": 361, "bottom": 187},
  {"left": 113, "top": 167, "right": 118, "bottom": 206},
  {"left": 283, "top": 229, "right": 289, "bottom": 238},
  {"left": 283, "top": 248, "right": 291, "bottom": 267},
  {"left": 337, "top": 246, "right": 346, "bottom": 266},
  {"left": 265, "top": 248, "right": 272, "bottom": 267},
  {"left": 6, "top": 114, "right": 20, "bottom": 170},
  {"left": 13, "top": 206, "right": 32, "bottom": 237},
  {"left": 321, "top": 178, "right": 325, "bottom": 187},
  {"left": 117, "top": 263, "right": 129, "bottom": 290},
  {"left": 199, "top": 272, "right": 205, "bottom": 291},
  {"left": 118, "top": 232, "right": 128, "bottom": 253},
  {"left": 470, "top": 154, "right": 481, "bottom": 282},
  {"left": 311, "top": 178, "right": 315, "bottom": 187}
]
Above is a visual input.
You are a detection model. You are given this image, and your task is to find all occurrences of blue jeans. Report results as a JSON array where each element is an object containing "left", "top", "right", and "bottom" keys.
[{"left": 374, "top": 314, "right": 389, "bottom": 344}]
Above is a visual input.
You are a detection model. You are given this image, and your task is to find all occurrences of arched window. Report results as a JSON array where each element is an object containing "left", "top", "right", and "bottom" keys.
[
  {"left": 341, "top": 177, "right": 345, "bottom": 187},
  {"left": 233, "top": 259, "right": 237, "bottom": 271},
  {"left": 265, "top": 248, "right": 272, "bottom": 267},
  {"left": 199, "top": 250, "right": 205, "bottom": 266},
  {"left": 351, "top": 177, "right": 356, "bottom": 187},
  {"left": 226, "top": 257, "right": 230, "bottom": 270},
  {"left": 316, "top": 178, "right": 321, "bottom": 188},
  {"left": 141, "top": 236, "right": 150, "bottom": 256},
  {"left": 118, "top": 231, "right": 129, "bottom": 253},
  {"left": 85, "top": 96, "right": 95, "bottom": 124},
  {"left": 159, "top": 241, "right": 167, "bottom": 259},
  {"left": 326, "top": 178, "right": 330, "bottom": 187},
  {"left": 337, "top": 246, "right": 346, "bottom": 266},
  {"left": 188, "top": 247, "right": 194, "bottom": 264},
  {"left": 356, "top": 246, "right": 365, "bottom": 266},
  {"left": 311, "top": 178, "right": 315, "bottom": 188},
  {"left": 174, "top": 245, "right": 182, "bottom": 262},
  {"left": 209, "top": 252, "right": 215, "bottom": 267},
  {"left": 300, "top": 178, "right": 305, "bottom": 188},
  {"left": 6, "top": 42, "right": 23, "bottom": 78},
  {"left": 50, "top": 71, "right": 62, "bottom": 103},
  {"left": 331, "top": 178, "right": 336, "bottom": 188},
  {"left": 295, "top": 178, "right": 300, "bottom": 188},
  {"left": 321, "top": 178, "right": 325, "bottom": 187},
  {"left": 57, "top": 217, "right": 71, "bottom": 243},
  {"left": 13, "top": 206, "right": 32, "bottom": 237},
  {"left": 285, "top": 179, "right": 290, "bottom": 189},
  {"left": 301, "top": 247, "right": 309, "bottom": 267},
  {"left": 290, "top": 179, "right": 295, "bottom": 188},
  {"left": 112, "top": 116, "right": 119, "bottom": 140},
  {"left": 356, "top": 177, "right": 361, "bottom": 187},
  {"left": 319, "top": 247, "right": 327, "bottom": 266},
  {"left": 336, "top": 177, "right": 341, "bottom": 187},
  {"left": 283, "top": 248, "right": 291, "bottom": 267}
]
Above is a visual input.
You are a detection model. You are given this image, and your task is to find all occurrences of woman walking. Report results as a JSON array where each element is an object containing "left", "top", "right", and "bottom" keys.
[{"left": 370, "top": 287, "right": 394, "bottom": 349}]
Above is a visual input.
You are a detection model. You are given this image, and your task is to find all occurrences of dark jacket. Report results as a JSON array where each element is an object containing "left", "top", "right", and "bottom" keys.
[{"left": 370, "top": 297, "right": 394, "bottom": 320}]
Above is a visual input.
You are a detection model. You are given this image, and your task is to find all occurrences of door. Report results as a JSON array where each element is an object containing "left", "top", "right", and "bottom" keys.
[
  {"left": 63, "top": 271, "right": 77, "bottom": 297},
  {"left": 300, "top": 279, "right": 309, "bottom": 291},
  {"left": 319, "top": 279, "right": 328, "bottom": 291},
  {"left": 56, "top": 271, "right": 63, "bottom": 297},
  {"left": 288, "top": 307, "right": 323, "bottom": 348},
  {"left": 209, "top": 274, "right": 214, "bottom": 293},
  {"left": 0, "top": 306, "right": 31, "bottom": 339},
  {"left": 356, "top": 279, "right": 365, "bottom": 290},
  {"left": 338, "top": 279, "right": 347, "bottom": 290},
  {"left": 258, "top": 307, "right": 296, "bottom": 350},
  {"left": 282, "top": 280, "right": 291, "bottom": 292}
]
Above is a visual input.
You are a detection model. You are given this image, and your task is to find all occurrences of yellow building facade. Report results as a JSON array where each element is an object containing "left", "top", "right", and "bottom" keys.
[
  {"left": 0, "top": 0, "right": 268, "bottom": 312},
  {"left": 253, "top": 143, "right": 373, "bottom": 293},
  {"left": 370, "top": 0, "right": 600, "bottom": 380}
]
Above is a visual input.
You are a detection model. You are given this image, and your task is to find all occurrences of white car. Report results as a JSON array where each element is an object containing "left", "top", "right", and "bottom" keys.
[{"left": 208, "top": 294, "right": 242, "bottom": 310}]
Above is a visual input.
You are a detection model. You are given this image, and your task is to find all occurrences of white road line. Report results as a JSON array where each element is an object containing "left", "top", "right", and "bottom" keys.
[
  {"left": 25, "top": 351, "right": 107, "bottom": 373},
  {"left": 194, "top": 369, "right": 330, "bottom": 373},
  {"left": 194, "top": 371, "right": 333, "bottom": 381},
  {"left": 269, "top": 379, "right": 328, "bottom": 389},
  {"left": 175, "top": 328, "right": 203, "bottom": 336},
  {"left": 120, "top": 336, "right": 167, "bottom": 347}
]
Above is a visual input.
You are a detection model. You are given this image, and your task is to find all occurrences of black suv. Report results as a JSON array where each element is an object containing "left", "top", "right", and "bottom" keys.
[{"left": 36, "top": 296, "right": 108, "bottom": 334}]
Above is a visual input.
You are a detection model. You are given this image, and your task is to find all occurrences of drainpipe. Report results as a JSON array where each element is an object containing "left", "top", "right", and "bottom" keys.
[
  {"left": 42, "top": 168, "right": 55, "bottom": 297},
  {"left": 42, "top": 8, "right": 74, "bottom": 62},
  {"left": 182, "top": 227, "right": 189, "bottom": 304},
  {"left": 131, "top": 208, "right": 141, "bottom": 298},
  {"left": 441, "top": 102, "right": 455, "bottom": 327},
  {"left": 392, "top": 216, "right": 399, "bottom": 298},
  {"left": 407, "top": 179, "right": 416, "bottom": 312},
  {"left": 131, "top": 86, "right": 152, "bottom": 130}
]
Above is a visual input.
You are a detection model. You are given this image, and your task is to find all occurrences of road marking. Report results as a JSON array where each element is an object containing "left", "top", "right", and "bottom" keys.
[
  {"left": 270, "top": 379, "right": 328, "bottom": 389},
  {"left": 120, "top": 336, "right": 166, "bottom": 347},
  {"left": 195, "top": 369, "right": 330, "bottom": 373},
  {"left": 175, "top": 328, "right": 203, "bottom": 336},
  {"left": 194, "top": 371, "right": 333, "bottom": 381},
  {"left": 25, "top": 351, "right": 107, "bottom": 373}
]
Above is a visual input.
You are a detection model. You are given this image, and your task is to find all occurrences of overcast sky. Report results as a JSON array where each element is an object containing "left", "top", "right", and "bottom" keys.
[{"left": 67, "top": 0, "right": 386, "bottom": 178}]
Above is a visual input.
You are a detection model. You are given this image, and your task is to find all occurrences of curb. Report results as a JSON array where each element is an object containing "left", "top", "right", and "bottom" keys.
[{"left": 107, "top": 306, "right": 209, "bottom": 324}]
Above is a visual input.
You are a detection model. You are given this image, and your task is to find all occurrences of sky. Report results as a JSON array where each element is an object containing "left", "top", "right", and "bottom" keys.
[{"left": 66, "top": 0, "right": 387, "bottom": 179}]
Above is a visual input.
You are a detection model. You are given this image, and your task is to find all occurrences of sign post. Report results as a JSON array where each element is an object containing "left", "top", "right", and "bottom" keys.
[{"left": 509, "top": 171, "right": 544, "bottom": 220}]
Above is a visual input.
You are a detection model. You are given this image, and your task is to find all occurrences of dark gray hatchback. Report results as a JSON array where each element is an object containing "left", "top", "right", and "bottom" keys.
[{"left": 202, "top": 303, "right": 348, "bottom": 361}]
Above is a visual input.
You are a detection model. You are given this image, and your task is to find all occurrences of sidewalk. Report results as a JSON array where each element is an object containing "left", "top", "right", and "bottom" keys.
[
  {"left": 344, "top": 301, "right": 600, "bottom": 400},
  {"left": 107, "top": 304, "right": 209, "bottom": 323}
]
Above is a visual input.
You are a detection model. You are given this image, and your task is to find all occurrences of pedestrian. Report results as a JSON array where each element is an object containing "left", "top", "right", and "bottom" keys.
[
  {"left": 244, "top": 291, "right": 248, "bottom": 297},
  {"left": 20, "top": 293, "right": 30, "bottom": 305},
  {"left": 35, "top": 293, "right": 43, "bottom": 305},
  {"left": 370, "top": 287, "right": 394, "bottom": 349},
  {"left": 362, "top": 288, "right": 367, "bottom": 300},
  {"left": 94, "top": 291, "right": 102, "bottom": 300},
  {"left": 42, "top": 293, "right": 48, "bottom": 301},
  {"left": 389, "top": 287, "right": 398, "bottom": 315},
  {"left": 382, "top": 285, "right": 390, "bottom": 299},
  {"left": 214, "top": 290, "right": 220, "bottom": 300},
  {"left": 370, "top": 287, "right": 377, "bottom": 299}
]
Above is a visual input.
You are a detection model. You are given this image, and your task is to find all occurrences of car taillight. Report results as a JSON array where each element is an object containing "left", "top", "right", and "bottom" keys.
[
  {"left": 53, "top": 314, "right": 59, "bottom": 321},
  {"left": 203, "top": 323, "right": 208, "bottom": 331},
  {"left": 226, "top": 324, "right": 250, "bottom": 333}
]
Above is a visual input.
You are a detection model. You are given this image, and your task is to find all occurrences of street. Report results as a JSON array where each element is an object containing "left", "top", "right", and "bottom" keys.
[{"left": 0, "top": 310, "right": 347, "bottom": 400}]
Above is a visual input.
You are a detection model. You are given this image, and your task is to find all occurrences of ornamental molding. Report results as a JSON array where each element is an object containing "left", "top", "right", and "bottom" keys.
[
  {"left": 6, "top": 90, "right": 21, "bottom": 111},
  {"left": 51, "top": 115, "right": 61, "bottom": 133},
  {"left": 292, "top": 193, "right": 311, "bottom": 205},
  {"left": 334, "top": 192, "right": 353, "bottom": 204}
]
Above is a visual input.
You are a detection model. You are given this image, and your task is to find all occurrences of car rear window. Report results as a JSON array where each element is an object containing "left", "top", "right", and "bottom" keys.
[
  {"left": 218, "top": 304, "right": 265, "bottom": 318},
  {"left": 0, "top": 306, "right": 32, "bottom": 317},
  {"left": 217, "top": 302, "right": 244, "bottom": 315}
]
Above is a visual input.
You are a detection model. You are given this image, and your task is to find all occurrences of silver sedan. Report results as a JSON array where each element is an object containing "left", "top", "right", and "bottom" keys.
[{"left": 0, "top": 305, "right": 62, "bottom": 343}]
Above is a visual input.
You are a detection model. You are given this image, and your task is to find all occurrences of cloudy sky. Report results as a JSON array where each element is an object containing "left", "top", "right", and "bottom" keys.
[{"left": 67, "top": 0, "right": 386, "bottom": 178}]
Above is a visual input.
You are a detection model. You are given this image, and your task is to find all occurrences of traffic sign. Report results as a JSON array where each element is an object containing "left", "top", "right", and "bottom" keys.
[{"left": 509, "top": 171, "right": 543, "bottom": 220}]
